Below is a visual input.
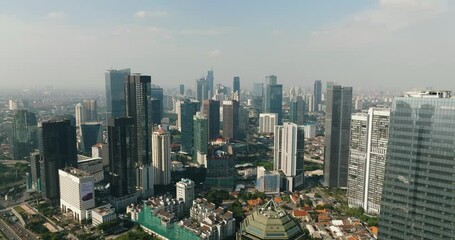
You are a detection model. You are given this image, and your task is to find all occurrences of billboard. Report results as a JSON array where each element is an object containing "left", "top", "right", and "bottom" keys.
[{"left": 81, "top": 182, "right": 94, "bottom": 202}]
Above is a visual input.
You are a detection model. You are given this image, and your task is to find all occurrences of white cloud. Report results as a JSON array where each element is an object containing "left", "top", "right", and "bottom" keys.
[
  {"left": 46, "top": 11, "right": 66, "bottom": 18},
  {"left": 210, "top": 49, "right": 221, "bottom": 57},
  {"left": 134, "top": 10, "right": 168, "bottom": 18},
  {"left": 306, "top": 0, "right": 449, "bottom": 49}
]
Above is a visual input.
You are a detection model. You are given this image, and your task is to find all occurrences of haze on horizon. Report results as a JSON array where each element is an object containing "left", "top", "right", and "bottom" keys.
[{"left": 0, "top": 0, "right": 454, "bottom": 91}]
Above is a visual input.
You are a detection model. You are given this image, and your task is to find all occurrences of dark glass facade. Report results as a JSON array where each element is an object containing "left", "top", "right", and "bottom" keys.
[
  {"left": 80, "top": 122, "right": 102, "bottom": 154},
  {"left": 323, "top": 84, "right": 353, "bottom": 188},
  {"left": 105, "top": 68, "right": 131, "bottom": 119},
  {"left": 314, "top": 80, "right": 322, "bottom": 112},
  {"left": 222, "top": 100, "right": 239, "bottom": 140},
  {"left": 12, "top": 109, "right": 37, "bottom": 160},
  {"left": 180, "top": 99, "right": 198, "bottom": 153},
  {"left": 108, "top": 117, "right": 136, "bottom": 198},
  {"left": 379, "top": 96, "right": 455, "bottom": 239},
  {"left": 233, "top": 76, "right": 240, "bottom": 94},
  {"left": 203, "top": 100, "right": 220, "bottom": 140},
  {"left": 39, "top": 119, "right": 77, "bottom": 203}
]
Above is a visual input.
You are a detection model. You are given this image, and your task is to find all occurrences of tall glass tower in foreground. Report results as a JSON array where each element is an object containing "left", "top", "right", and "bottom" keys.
[{"left": 379, "top": 90, "right": 455, "bottom": 239}]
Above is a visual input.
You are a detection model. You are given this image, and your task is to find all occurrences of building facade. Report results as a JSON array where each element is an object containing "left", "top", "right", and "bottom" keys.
[
  {"left": 313, "top": 80, "right": 322, "bottom": 112},
  {"left": 176, "top": 178, "right": 195, "bottom": 209},
  {"left": 274, "top": 123, "right": 305, "bottom": 192},
  {"left": 152, "top": 126, "right": 171, "bottom": 185},
  {"left": 222, "top": 100, "right": 239, "bottom": 140},
  {"left": 379, "top": 91, "right": 455, "bottom": 239},
  {"left": 12, "top": 109, "right": 37, "bottom": 160},
  {"left": 323, "top": 83, "right": 353, "bottom": 188},
  {"left": 105, "top": 68, "right": 131, "bottom": 119},
  {"left": 347, "top": 108, "right": 390, "bottom": 215},
  {"left": 258, "top": 113, "right": 278, "bottom": 134}
]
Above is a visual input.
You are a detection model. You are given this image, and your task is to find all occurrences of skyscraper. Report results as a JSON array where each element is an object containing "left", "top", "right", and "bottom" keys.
[
  {"left": 252, "top": 83, "right": 264, "bottom": 113},
  {"left": 203, "top": 99, "right": 220, "bottom": 140},
  {"left": 193, "top": 112, "right": 208, "bottom": 161},
  {"left": 83, "top": 100, "right": 97, "bottom": 122},
  {"left": 196, "top": 78, "right": 207, "bottom": 103},
  {"left": 313, "top": 80, "right": 322, "bottom": 111},
  {"left": 39, "top": 119, "right": 77, "bottom": 203},
  {"left": 206, "top": 70, "right": 214, "bottom": 99},
  {"left": 75, "top": 103, "right": 83, "bottom": 127},
  {"left": 263, "top": 75, "right": 283, "bottom": 124},
  {"left": 176, "top": 178, "right": 195, "bottom": 209},
  {"left": 150, "top": 99, "right": 162, "bottom": 126},
  {"left": 258, "top": 113, "right": 278, "bottom": 134},
  {"left": 125, "top": 74, "right": 153, "bottom": 196},
  {"left": 274, "top": 122, "right": 304, "bottom": 192},
  {"left": 80, "top": 122, "right": 103, "bottom": 154},
  {"left": 222, "top": 100, "right": 239, "bottom": 140},
  {"left": 289, "top": 95, "right": 305, "bottom": 125},
  {"left": 347, "top": 108, "right": 390, "bottom": 215},
  {"left": 152, "top": 126, "right": 171, "bottom": 185},
  {"left": 179, "top": 84, "right": 185, "bottom": 96},
  {"left": 150, "top": 87, "right": 164, "bottom": 124},
  {"left": 233, "top": 76, "right": 240, "bottom": 95},
  {"left": 379, "top": 90, "right": 455, "bottom": 239},
  {"left": 12, "top": 109, "right": 37, "bottom": 160},
  {"left": 108, "top": 117, "right": 136, "bottom": 198},
  {"left": 105, "top": 68, "right": 131, "bottom": 119},
  {"left": 323, "top": 83, "right": 353, "bottom": 188},
  {"left": 180, "top": 99, "right": 198, "bottom": 153}
]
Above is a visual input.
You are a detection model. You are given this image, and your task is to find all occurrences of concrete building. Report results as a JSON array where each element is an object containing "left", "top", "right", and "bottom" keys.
[
  {"left": 152, "top": 126, "right": 171, "bottom": 185},
  {"left": 82, "top": 100, "right": 97, "bottom": 122},
  {"left": 314, "top": 80, "right": 322, "bottom": 112},
  {"left": 206, "top": 151, "right": 235, "bottom": 191},
  {"left": 258, "top": 113, "right": 278, "bottom": 134},
  {"left": 303, "top": 124, "right": 316, "bottom": 139},
  {"left": 176, "top": 178, "right": 195, "bottom": 209},
  {"left": 77, "top": 156, "right": 104, "bottom": 183},
  {"left": 92, "top": 205, "right": 116, "bottom": 226},
  {"left": 222, "top": 100, "right": 239, "bottom": 140},
  {"left": 193, "top": 112, "right": 208, "bottom": 164},
  {"left": 59, "top": 168, "right": 95, "bottom": 222},
  {"left": 323, "top": 83, "right": 353, "bottom": 188},
  {"left": 347, "top": 108, "right": 390, "bottom": 215},
  {"left": 75, "top": 103, "right": 83, "bottom": 127},
  {"left": 256, "top": 166, "right": 280, "bottom": 195},
  {"left": 274, "top": 123, "right": 304, "bottom": 192},
  {"left": 263, "top": 75, "right": 283, "bottom": 124},
  {"left": 379, "top": 91, "right": 455, "bottom": 239}
]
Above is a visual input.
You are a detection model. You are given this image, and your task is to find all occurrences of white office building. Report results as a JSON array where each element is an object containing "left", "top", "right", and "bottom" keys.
[
  {"left": 59, "top": 168, "right": 95, "bottom": 222},
  {"left": 176, "top": 178, "right": 195, "bottom": 209},
  {"left": 91, "top": 204, "right": 116, "bottom": 226},
  {"left": 274, "top": 122, "right": 305, "bottom": 192},
  {"left": 152, "top": 126, "right": 171, "bottom": 185},
  {"left": 347, "top": 108, "right": 390, "bottom": 214},
  {"left": 258, "top": 113, "right": 278, "bottom": 134},
  {"left": 304, "top": 124, "right": 316, "bottom": 139}
]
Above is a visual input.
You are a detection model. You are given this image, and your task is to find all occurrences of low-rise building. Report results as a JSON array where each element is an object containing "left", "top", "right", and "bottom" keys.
[{"left": 92, "top": 204, "right": 116, "bottom": 226}]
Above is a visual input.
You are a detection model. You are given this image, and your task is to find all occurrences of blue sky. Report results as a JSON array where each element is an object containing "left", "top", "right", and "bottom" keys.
[{"left": 0, "top": 0, "right": 453, "bottom": 91}]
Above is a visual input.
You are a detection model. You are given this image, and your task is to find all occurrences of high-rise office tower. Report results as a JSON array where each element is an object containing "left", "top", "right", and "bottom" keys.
[
  {"left": 125, "top": 74, "right": 153, "bottom": 196},
  {"left": 179, "top": 84, "right": 185, "bottom": 96},
  {"left": 206, "top": 70, "right": 214, "bottom": 99},
  {"left": 105, "top": 68, "right": 131, "bottom": 119},
  {"left": 30, "top": 152, "right": 41, "bottom": 192},
  {"left": 323, "top": 83, "right": 353, "bottom": 188},
  {"left": 233, "top": 76, "right": 240, "bottom": 95},
  {"left": 379, "top": 91, "right": 455, "bottom": 239},
  {"left": 39, "top": 119, "right": 77, "bottom": 203},
  {"left": 150, "top": 87, "right": 164, "bottom": 123},
  {"left": 203, "top": 100, "right": 220, "bottom": 140},
  {"left": 237, "top": 106, "right": 249, "bottom": 140},
  {"left": 79, "top": 122, "right": 103, "bottom": 154},
  {"left": 289, "top": 95, "right": 305, "bottom": 125},
  {"left": 83, "top": 100, "right": 97, "bottom": 122},
  {"left": 193, "top": 112, "right": 208, "bottom": 160},
  {"left": 152, "top": 126, "right": 171, "bottom": 185},
  {"left": 180, "top": 99, "right": 198, "bottom": 153},
  {"left": 108, "top": 117, "right": 136, "bottom": 198},
  {"left": 258, "top": 113, "right": 278, "bottom": 134},
  {"left": 305, "top": 94, "right": 314, "bottom": 113},
  {"left": 196, "top": 78, "right": 207, "bottom": 103},
  {"left": 252, "top": 83, "right": 264, "bottom": 113},
  {"left": 313, "top": 80, "right": 322, "bottom": 112},
  {"left": 206, "top": 150, "right": 235, "bottom": 191},
  {"left": 150, "top": 99, "right": 161, "bottom": 126},
  {"left": 273, "top": 123, "right": 304, "bottom": 192},
  {"left": 263, "top": 75, "right": 283, "bottom": 124},
  {"left": 222, "top": 100, "right": 239, "bottom": 140},
  {"left": 12, "top": 109, "right": 38, "bottom": 160},
  {"left": 75, "top": 103, "right": 83, "bottom": 127},
  {"left": 347, "top": 108, "right": 390, "bottom": 215}
]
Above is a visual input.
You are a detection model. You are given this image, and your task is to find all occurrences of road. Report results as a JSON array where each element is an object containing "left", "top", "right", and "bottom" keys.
[
  {"left": 0, "top": 206, "right": 39, "bottom": 240},
  {"left": 0, "top": 218, "right": 21, "bottom": 240}
]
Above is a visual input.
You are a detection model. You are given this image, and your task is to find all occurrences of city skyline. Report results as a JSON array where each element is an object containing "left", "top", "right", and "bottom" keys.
[{"left": 0, "top": 0, "right": 454, "bottom": 90}]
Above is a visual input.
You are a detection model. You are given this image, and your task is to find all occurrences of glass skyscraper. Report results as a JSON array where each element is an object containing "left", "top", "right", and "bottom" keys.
[
  {"left": 12, "top": 109, "right": 38, "bottom": 160},
  {"left": 105, "top": 68, "right": 131, "bottom": 119},
  {"left": 313, "top": 80, "right": 322, "bottom": 112},
  {"left": 263, "top": 75, "right": 283, "bottom": 124},
  {"left": 379, "top": 91, "right": 455, "bottom": 239},
  {"left": 323, "top": 83, "right": 353, "bottom": 188}
]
